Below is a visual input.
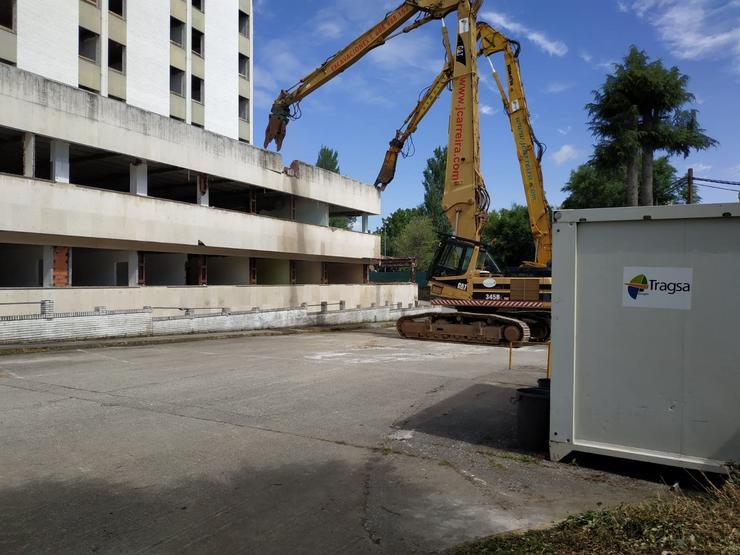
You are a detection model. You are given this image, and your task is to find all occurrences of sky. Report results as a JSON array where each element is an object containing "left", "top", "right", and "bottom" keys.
[{"left": 252, "top": 0, "right": 740, "bottom": 229}]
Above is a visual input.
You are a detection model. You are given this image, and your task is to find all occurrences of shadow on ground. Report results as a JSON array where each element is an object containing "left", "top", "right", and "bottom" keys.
[
  {"left": 395, "top": 384, "right": 726, "bottom": 490},
  {"left": 0, "top": 458, "right": 421, "bottom": 554},
  {"left": 397, "top": 383, "right": 526, "bottom": 451}
]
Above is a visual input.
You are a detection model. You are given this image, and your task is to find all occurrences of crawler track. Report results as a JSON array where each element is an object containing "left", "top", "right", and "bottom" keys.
[{"left": 396, "top": 310, "right": 531, "bottom": 345}]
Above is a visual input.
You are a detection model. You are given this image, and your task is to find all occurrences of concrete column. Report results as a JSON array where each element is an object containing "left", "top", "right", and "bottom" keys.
[
  {"left": 100, "top": 0, "right": 110, "bottom": 97},
  {"left": 362, "top": 214, "right": 369, "bottom": 233},
  {"left": 42, "top": 246, "right": 54, "bottom": 288},
  {"left": 50, "top": 140, "right": 70, "bottom": 183},
  {"left": 40, "top": 300, "right": 54, "bottom": 317},
  {"left": 185, "top": 1, "right": 193, "bottom": 124},
  {"left": 129, "top": 160, "right": 148, "bottom": 196},
  {"left": 128, "top": 251, "right": 139, "bottom": 287},
  {"left": 22, "top": 132, "right": 35, "bottom": 178},
  {"left": 197, "top": 174, "right": 209, "bottom": 206}
]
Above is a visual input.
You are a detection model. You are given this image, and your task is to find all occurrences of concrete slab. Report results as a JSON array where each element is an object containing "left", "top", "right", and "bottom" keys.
[{"left": 0, "top": 329, "right": 664, "bottom": 553}]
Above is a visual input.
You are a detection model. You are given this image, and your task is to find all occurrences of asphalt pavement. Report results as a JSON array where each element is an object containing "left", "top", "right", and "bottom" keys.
[{"left": 0, "top": 328, "right": 663, "bottom": 553}]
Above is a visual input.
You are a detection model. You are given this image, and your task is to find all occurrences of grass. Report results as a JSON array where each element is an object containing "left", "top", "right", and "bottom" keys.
[
  {"left": 448, "top": 469, "right": 740, "bottom": 555},
  {"left": 494, "top": 452, "right": 542, "bottom": 465}
]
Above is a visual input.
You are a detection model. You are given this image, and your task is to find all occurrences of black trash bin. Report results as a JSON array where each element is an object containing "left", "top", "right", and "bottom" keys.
[{"left": 516, "top": 386, "right": 550, "bottom": 452}]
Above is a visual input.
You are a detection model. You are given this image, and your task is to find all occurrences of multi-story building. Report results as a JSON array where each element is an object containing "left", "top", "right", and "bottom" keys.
[
  {"left": 0, "top": 0, "right": 416, "bottom": 338},
  {"left": 1, "top": 0, "right": 253, "bottom": 141}
]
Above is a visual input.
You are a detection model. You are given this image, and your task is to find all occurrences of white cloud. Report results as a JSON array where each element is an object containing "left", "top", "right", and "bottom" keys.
[
  {"left": 367, "top": 32, "right": 444, "bottom": 74},
  {"left": 579, "top": 50, "right": 593, "bottom": 63},
  {"left": 253, "top": 0, "right": 270, "bottom": 16},
  {"left": 551, "top": 144, "right": 583, "bottom": 165},
  {"left": 480, "top": 104, "right": 500, "bottom": 116},
  {"left": 629, "top": 0, "right": 740, "bottom": 74},
  {"left": 316, "top": 20, "right": 343, "bottom": 39},
  {"left": 557, "top": 126, "right": 572, "bottom": 135},
  {"left": 690, "top": 163, "right": 713, "bottom": 173},
  {"left": 480, "top": 11, "right": 568, "bottom": 56},
  {"left": 730, "top": 164, "right": 740, "bottom": 178},
  {"left": 252, "top": 41, "right": 305, "bottom": 108},
  {"left": 596, "top": 60, "right": 617, "bottom": 71},
  {"left": 579, "top": 50, "right": 616, "bottom": 72},
  {"left": 546, "top": 81, "right": 574, "bottom": 94},
  {"left": 617, "top": 1, "right": 629, "bottom": 12}
]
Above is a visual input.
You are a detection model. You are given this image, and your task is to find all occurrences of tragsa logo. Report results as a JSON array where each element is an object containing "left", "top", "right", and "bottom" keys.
[{"left": 625, "top": 274, "right": 649, "bottom": 300}]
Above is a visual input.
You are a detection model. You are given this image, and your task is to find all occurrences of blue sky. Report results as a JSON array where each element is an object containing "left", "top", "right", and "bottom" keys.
[{"left": 252, "top": 1, "right": 740, "bottom": 229}]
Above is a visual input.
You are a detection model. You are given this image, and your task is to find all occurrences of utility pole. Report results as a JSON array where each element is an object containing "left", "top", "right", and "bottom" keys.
[{"left": 687, "top": 167, "right": 693, "bottom": 204}]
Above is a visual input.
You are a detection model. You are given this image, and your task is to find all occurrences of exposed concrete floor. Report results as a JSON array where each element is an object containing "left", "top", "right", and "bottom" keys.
[{"left": 0, "top": 329, "right": 663, "bottom": 554}]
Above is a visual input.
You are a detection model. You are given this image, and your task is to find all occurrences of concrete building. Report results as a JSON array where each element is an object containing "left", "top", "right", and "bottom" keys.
[
  {"left": 0, "top": 0, "right": 253, "bottom": 141},
  {"left": 0, "top": 2, "right": 417, "bottom": 339}
]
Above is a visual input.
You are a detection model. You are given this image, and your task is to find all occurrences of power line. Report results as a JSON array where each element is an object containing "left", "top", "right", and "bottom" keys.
[
  {"left": 694, "top": 176, "right": 740, "bottom": 187},
  {"left": 694, "top": 182, "right": 740, "bottom": 193}
]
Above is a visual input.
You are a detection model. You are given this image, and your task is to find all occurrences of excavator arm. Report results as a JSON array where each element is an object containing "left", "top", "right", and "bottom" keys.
[
  {"left": 374, "top": 21, "right": 551, "bottom": 266},
  {"left": 442, "top": 1, "right": 487, "bottom": 242},
  {"left": 479, "top": 23, "right": 552, "bottom": 267},
  {"left": 374, "top": 66, "right": 453, "bottom": 191},
  {"left": 263, "top": 0, "right": 464, "bottom": 151}
]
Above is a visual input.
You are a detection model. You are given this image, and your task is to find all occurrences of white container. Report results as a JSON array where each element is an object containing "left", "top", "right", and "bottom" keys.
[{"left": 549, "top": 203, "right": 740, "bottom": 472}]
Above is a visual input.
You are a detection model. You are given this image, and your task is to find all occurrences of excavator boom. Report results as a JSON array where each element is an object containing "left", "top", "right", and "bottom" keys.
[
  {"left": 480, "top": 23, "right": 551, "bottom": 267},
  {"left": 375, "top": 21, "right": 552, "bottom": 266},
  {"left": 263, "top": 0, "right": 464, "bottom": 151}
]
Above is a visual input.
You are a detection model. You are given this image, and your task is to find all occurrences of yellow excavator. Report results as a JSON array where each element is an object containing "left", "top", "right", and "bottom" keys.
[{"left": 264, "top": 1, "right": 552, "bottom": 344}]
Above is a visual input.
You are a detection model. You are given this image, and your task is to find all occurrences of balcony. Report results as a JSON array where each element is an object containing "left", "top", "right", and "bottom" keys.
[
  {"left": 0, "top": 26, "right": 16, "bottom": 64},
  {"left": 0, "top": 175, "right": 380, "bottom": 261},
  {"left": 170, "top": 92, "right": 186, "bottom": 120},
  {"left": 79, "top": 57, "right": 101, "bottom": 91},
  {"left": 79, "top": 0, "right": 102, "bottom": 34},
  {"left": 170, "top": 0, "right": 186, "bottom": 22},
  {"left": 108, "top": 69, "right": 126, "bottom": 100}
]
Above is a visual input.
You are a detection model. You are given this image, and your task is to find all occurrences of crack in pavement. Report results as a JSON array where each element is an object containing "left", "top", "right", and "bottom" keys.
[
  {"left": 360, "top": 456, "right": 383, "bottom": 549},
  {"left": 0, "top": 377, "right": 444, "bottom": 466}
]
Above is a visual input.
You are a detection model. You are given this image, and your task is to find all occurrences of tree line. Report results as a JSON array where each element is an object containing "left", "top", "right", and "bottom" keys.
[{"left": 321, "top": 46, "right": 716, "bottom": 270}]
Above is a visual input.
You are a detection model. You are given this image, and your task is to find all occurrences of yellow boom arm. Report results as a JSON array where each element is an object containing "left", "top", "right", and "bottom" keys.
[
  {"left": 263, "top": 0, "right": 464, "bottom": 151},
  {"left": 374, "top": 21, "right": 552, "bottom": 266},
  {"left": 480, "top": 23, "right": 551, "bottom": 267}
]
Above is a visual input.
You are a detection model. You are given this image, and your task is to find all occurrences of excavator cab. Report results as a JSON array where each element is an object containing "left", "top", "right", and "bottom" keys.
[
  {"left": 429, "top": 237, "right": 500, "bottom": 277},
  {"left": 427, "top": 237, "right": 502, "bottom": 301}
]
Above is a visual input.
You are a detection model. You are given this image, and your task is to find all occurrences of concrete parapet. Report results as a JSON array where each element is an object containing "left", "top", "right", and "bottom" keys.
[
  {"left": 0, "top": 175, "right": 379, "bottom": 261},
  {"left": 0, "top": 284, "right": 417, "bottom": 317},
  {"left": 0, "top": 309, "right": 152, "bottom": 344},
  {"left": 0, "top": 64, "right": 380, "bottom": 215},
  {"left": 0, "top": 304, "right": 447, "bottom": 345}
]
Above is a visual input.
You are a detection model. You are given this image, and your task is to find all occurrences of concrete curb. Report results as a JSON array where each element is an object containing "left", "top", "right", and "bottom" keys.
[{"left": 0, "top": 322, "right": 398, "bottom": 356}]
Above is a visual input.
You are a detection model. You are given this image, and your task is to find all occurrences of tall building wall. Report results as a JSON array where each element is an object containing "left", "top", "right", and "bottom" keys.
[
  {"left": 16, "top": 0, "right": 79, "bottom": 86},
  {"left": 205, "top": 0, "right": 239, "bottom": 139},
  {"left": 9, "top": 0, "right": 253, "bottom": 141},
  {"left": 126, "top": 0, "right": 169, "bottom": 116}
]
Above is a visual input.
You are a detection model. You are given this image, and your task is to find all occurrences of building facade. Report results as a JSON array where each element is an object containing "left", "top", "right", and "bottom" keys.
[
  {"left": 0, "top": 2, "right": 417, "bottom": 333},
  {"left": 0, "top": 0, "right": 253, "bottom": 142}
]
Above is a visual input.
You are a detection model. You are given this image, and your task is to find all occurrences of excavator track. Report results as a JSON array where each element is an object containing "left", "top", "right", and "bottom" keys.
[{"left": 396, "top": 311, "right": 531, "bottom": 345}]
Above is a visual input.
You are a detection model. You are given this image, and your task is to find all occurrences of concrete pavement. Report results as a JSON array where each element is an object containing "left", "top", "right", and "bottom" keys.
[{"left": 0, "top": 329, "right": 664, "bottom": 553}]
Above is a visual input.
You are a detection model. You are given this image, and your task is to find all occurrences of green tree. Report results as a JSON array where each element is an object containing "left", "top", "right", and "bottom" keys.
[
  {"left": 588, "top": 46, "right": 716, "bottom": 206},
  {"left": 316, "top": 145, "right": 340, "bottom": 173},
  {"left": 420, "top": 146, "right": 452, "bottom": 234},
  {"left": 392, "top": 215, "right": 438, "bottom": 269},
  {"left": 561, "top": 163, "right": 626, "bottom": 209},
  {"left": 482, "top": 205, "right": 535, "bottom": 268},
  {"left": 562, "top": 156, "right": 698, "bottom": 209},
  {"left": 588, "top": 72, "right": 641, "bottom": 205},
  {"left": 315, "top": 145, "right": 357, "bottom": 229},
  {"left": 374, "top": 207, "right": 422, "bottom": 257}
]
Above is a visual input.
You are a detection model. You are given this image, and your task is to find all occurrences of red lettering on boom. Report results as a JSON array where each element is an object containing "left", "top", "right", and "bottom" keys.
[
  {"left": 451, "top": 76, "right": 466, "bottom": 183},
  {"left": 325, "top": 11, "right": 404, "bottom": 75}
]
